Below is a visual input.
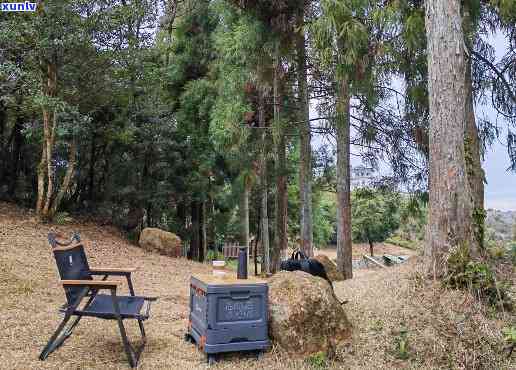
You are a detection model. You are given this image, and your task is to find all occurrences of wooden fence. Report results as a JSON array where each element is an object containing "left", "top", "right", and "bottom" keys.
[{"left": 222, "top": 241, "right": 261, "bottom": 259}]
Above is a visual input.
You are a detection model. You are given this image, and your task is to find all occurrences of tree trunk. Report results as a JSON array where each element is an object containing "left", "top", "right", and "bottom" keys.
[
  {"left": 87, "top": 129, "right": 97, "bottom": 203},
  {"left": 191, "top": 200, "right": 201, "bottom": 261},
  {"left": 7, "top": 113, "right": 24, "bottom": 197},
  {"left": 297, "top": 4, "right": 314, "bottom": 258},
  {"left": 177, "top": 200, "right": 187, "bottom": 241},
  {"left": 465, "top": 61, "right": 484, "bottom": 211},
  {"left": 463, "top": 4, "right": 485, "bottom": 247},
  {"left": 254, "top": 218, "right": 260, "bottom": 276},
  {"left": 272, "top": 48, "right": 287, "bottom": 272},
  {"left": 0, "top": 100, "right": 5, "bottom": 183},
  {"left": 335, "top": 72, "right": 353, "bottom": 280},
  {"left": 259, "top": 89, "right": 270, "bottom": 274},
  {"left": 273, "top": 131, "right": 287, "bottom": 273},
  {"left": 38, "top": 59, "right": 58, "bottom": 219},
  {"left": 201, "top": 200, "right": 206, "bottom": 263},
  {"left": 241, "top": 178, "right": 250, "bottom": 269},
  {"left": 146, "top": 204, "right": 153, "bottom": 227},
  {"left": 424, "top": 0, "right": 479, "bottom": 277},
  {"left": 41, "top": 108, "right": 56, "bottom": 217},
  {"left": 369, "top": 240, "right": 374, "bottom": 257},
  {"left": 465, "top": 56, "right": 486, "bottom": 249},
  {"left": 208, "top": 194, "right": 216, "bottom": 249},
  {"left": 36, "top": 140, "right": 47, "bottom": 213},
  {"left": 49, "top": 140, "right": 77, "bottom": 218}
]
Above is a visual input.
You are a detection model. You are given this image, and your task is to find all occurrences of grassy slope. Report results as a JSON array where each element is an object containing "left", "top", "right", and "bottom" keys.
[{"left": 0, "top": 201, "right": 514, "bottom": 369}]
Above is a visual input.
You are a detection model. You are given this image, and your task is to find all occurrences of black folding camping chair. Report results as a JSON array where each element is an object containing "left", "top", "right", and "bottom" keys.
[{"left": 39, "top": 232, "right": 157, "bottom": 368}]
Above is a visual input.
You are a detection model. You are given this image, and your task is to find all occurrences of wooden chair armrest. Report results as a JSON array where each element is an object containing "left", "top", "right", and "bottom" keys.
[
  {"left": 89, "top": 267, "right": 136, "bottom": 275},
  {"left": 60, "top": 280, "right": 119, "bottom": 289}
]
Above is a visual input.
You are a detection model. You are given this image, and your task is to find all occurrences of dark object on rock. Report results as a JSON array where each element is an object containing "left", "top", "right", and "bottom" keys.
[
  {"left": 268, "top": 271, "right": 352, "bottom": 356},
  {"left": 313, "top": 254, "right": 344, "bottom": 282},
  {"left": 280, "top": 250, "right": 328, "bottom": 280},
  {"left": 280, "top": 250, "right": 347, "bottom": 305}
]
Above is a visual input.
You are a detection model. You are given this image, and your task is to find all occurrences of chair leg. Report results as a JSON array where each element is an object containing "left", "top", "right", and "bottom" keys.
[
  {"left": 40, "top": 287, "right": 90, "bottom": 361},
  {"left": 114, "top": 317, "right": 148, "bottom": 368},
  {"left": 116, "top": 317, "right": 137, "bottom": 368},
  {"left": 136, "top": 319, "right": 147, "bottom": 360},
  {"left": 39, "top": 315, "right": 82, "bottom": 360},
  {"left": 138, "top": 318, "right": 146, "bottom": 340}
]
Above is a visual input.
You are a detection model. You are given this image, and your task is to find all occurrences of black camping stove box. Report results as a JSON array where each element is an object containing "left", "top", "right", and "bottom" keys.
[{"left": 186, "top": 274, "right": 270, "bottom": 362}]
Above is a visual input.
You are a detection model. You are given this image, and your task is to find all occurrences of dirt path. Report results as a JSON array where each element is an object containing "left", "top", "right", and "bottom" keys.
[
  {"left": 0, "top": 202, "right": 513, "bottom": 370},
  {"left": 315, "top": 243, "right": 417, "bottom": 262}
]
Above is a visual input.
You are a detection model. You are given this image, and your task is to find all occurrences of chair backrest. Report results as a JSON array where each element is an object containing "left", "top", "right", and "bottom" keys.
[{"left": 48, "top": 232, "right": 92, "bottom": 305}]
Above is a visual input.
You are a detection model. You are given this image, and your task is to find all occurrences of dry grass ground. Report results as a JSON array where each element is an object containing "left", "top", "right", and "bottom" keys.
[
  {"left": 0, "top": 201, "right": 514, "bottom": 370},
  {"left": 315, "top": 243, "right": 417, "bottom": 261}
]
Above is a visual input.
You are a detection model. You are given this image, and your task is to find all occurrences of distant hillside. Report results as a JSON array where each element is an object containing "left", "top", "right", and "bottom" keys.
[{"left": 486, "top": 209, "right": 516, "bottom": 241}]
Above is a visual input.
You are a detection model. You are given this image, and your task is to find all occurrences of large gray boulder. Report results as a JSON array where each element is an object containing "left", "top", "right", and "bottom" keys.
[
  {"left": 139, "top": 228, "right": 182, "bottom": 257},
  {"left": 268, "top": 271, "right": 352, "bottom": 356}
]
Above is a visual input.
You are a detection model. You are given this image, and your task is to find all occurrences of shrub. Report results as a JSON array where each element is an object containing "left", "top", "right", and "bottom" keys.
[
  {"left": 305, "top": 351, "right": 328, "bottom": 369},
  {"left": 54, "top": 212, "right": 72, "bottom": 225},
  {"left": 509, "top": 242, "right": 516, "bottom": 265},
  {"left": 503, "top": 326, "right": 516, "bottom": 350},
  {"left": 205, "top": 249, "right": 224, "bottom": 262},
  {"left": 386, "top": 236, "right": 419, "bottom": 251},
  {"left": 394, "top": 328, "right": 410, "bottom": 360},
  {"left": 351, "top": 188, "right": 400, "bottom": 255},
  {"left": 445, "top": 245, "right": 512, "bottom": 310},
  {"left": 487, "top": 243, "right": 507, "bottom": 260}
]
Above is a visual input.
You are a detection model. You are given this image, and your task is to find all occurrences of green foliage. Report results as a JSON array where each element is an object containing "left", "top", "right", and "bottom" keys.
[
  {"left": 445, "top": 245, "right": 512, "bottom": 310},
  {"left": 210, "top": 6, "right": 262, "bottom": 153},
  {"left": 54, "top": 212, "right": 72, "bottom": 225},
  {"left": 351, "top": 189, "right": 400, "bottom": 247},
  {"left": 126, "top": 229, "right": 140, "bottom": 244},
  {"left": 385, "top": 236, "right": 419, "bottom": 251},
  {"left": 393, "top": 328, "right": 410, "bottom": 360},
  {"left": 402, "top": 8, "right": 426, "bottom": 52},
  {"left": 305, "top": 351, "right": 328, "bottom": 369},
  {"left": 472, "top": 207, "right": 487, "bottom": 249},
  {"left": 0, "top": 0, "right": 514, "bottom": 275},
  {"left": 370, "top": 318, "right": 384, "bottom": 332},
  {"left": 287, "top": 143, "right": 339, "bottom": 248},
  {"left": 490, "top": 0, "right": 516, "bottom": 23},
  {"left": 312, "top": 0, "right": 399, "bottom": 112},
  {"left": 396, "top": 194, "right": 427, "bottom": 242},
  {"left": 312, "top": 192, "right": 338, "bottom": 247},
  {"left": 205, "top": 250, "right": 224, "bottom": 263},
  {"left": 508, "top": 242, "right": 516, "bottom": 265},
  {"left": 487, "top": 243, "right": 507, "bottom": 259},
  {"left": 502, "top": 326, "right": 516, "bottom": 347}
]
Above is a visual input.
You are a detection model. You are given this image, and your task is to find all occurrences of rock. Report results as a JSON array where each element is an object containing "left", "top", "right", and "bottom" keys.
[
  {"left": 268, "top": 271, "right": 352, "bottom": 356},
  {"left": 139, "top": 228, "right": 182, "bottom": 257},
  {"left": 313, "top": 254, "right": 345, "bottom": 282}
]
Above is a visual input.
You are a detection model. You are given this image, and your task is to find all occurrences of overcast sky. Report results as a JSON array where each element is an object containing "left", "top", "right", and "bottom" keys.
[{"left": 480, "top": 32, "right": 515, "bottom": 211}]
